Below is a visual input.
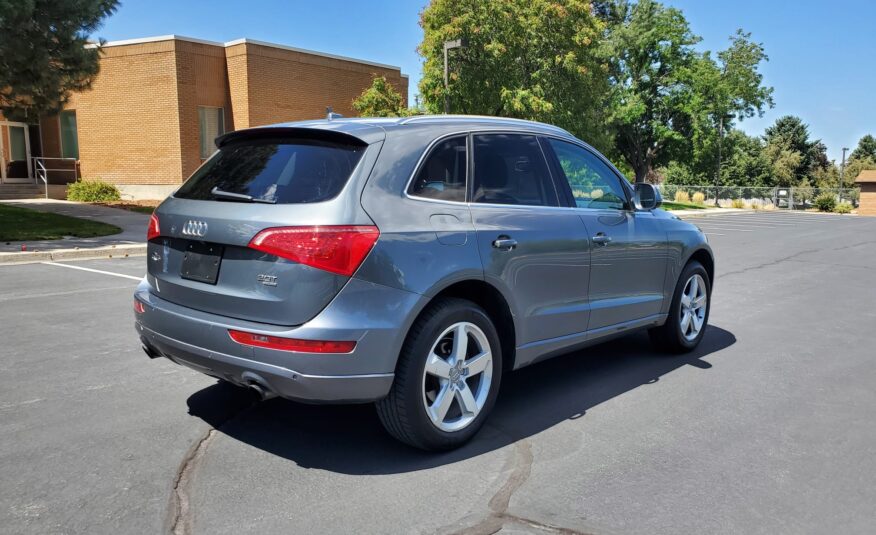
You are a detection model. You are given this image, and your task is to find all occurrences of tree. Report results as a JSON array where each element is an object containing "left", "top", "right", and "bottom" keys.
[
  {"left": 763, "top": 136, "right": 803, "bottom": 187},
  {"left": 850, "top": 134, "right": 876, "bottom": 162},
  {"left": 600, "top": 0, "right": 700, "bottom": 182},
  {"left": 352, "top": 75, "right": 410, "bottom": 117},
  {"left": 418, "top": 0, "right": 609, "bottom": 148},
  {"left": 763, "top": 115, "right": 826, "bottom": 183},
  {"left": 0, "top": 0, "right": 119, "bottom": 120},
  {"left": 688, "top": 30, "right": 772, "bottom": 202}
]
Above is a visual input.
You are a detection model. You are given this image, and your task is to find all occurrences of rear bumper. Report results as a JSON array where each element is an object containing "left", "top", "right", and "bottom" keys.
[{"left": 134, "top": 277, "right": 426, "bottom": 403}]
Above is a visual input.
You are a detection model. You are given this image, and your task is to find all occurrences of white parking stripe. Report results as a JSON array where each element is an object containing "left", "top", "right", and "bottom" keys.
[
  {"left": 40, "top": 262, "right": 143, "bottom": 281},
  {"left": 690, "top": 226, "right": 754, "bottom": 232}
]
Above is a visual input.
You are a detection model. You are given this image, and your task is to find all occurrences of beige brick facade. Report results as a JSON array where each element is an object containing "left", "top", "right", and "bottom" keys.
[{"left": 32, "top": 35, "right": 407, "bottom": 194}]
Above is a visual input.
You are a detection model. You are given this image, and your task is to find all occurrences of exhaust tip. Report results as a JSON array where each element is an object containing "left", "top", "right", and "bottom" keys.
[{"left": 242, "top": 374, "right": 277, "bottom": 401}]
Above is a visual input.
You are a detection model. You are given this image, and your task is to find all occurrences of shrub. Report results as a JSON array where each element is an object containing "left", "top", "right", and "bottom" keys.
[
  {"left": 691, "top": 191, "right": 705, "bottom": 205},
  {"left": 834, "top": 202, "right": 852, "bottom": 214},
  {"left": 731, "top": 199, "right": 746, "bottom": 209},
  {"left": 67, "top": 180, "right": 121, "bottom": 202},
  {"left": 751, "top": 202, "right": 761, "bottom": 211},
  {"left": 674, "top": 190, "right": 690, "bottom": 203},
  {"left": 590, "top": 188, "right": 604, "bottom": 199},
  {"left": 813, "top": 192, "right": 836, "bottom": 212},
  {"left": 762, "top": 203, "right": 776, "bottom": 211}
]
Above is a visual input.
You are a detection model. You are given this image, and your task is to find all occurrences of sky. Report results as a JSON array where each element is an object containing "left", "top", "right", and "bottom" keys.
[{"left": 95, "top": 0, "right": 875, "bottom": 162}]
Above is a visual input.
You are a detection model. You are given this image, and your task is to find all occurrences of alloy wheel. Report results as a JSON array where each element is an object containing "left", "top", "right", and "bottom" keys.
[
  {"left": 421, "top": 322, "right": 493, "bottom": 432},
  {"left": 679, "top": 273, "right": 707, "bottom": 341}
]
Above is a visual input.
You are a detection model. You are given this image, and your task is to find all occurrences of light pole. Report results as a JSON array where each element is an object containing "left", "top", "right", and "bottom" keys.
[
  {"left": 443, "top": 39, "right": 465, "bottom": 114},
  {"left": 840, "top": 147, "right": 849, "bottom": 202}
]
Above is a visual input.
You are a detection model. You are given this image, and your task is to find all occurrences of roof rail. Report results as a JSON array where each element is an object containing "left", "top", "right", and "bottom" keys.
[{"left": 398, "top": 114, "right": 571, "bottom": 135}]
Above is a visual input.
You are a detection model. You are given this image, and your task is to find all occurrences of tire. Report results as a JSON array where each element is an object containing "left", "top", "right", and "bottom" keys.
[
  {"left": 649, "top": 260, "right": 711, "bottom": 353},
  {"left": 376, "top": 297, "right": 503, "bottom": 451}
]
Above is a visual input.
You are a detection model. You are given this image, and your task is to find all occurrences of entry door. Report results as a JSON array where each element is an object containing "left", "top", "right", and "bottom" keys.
[
  {"left": 469, "top": 133, "right": 591, "bottom": 347},
  {"left": 0, "top": 122, "right": 32, "bottom": 183},
  {"left": 541, "top": 137, "right": 668, "bottom": 332}
]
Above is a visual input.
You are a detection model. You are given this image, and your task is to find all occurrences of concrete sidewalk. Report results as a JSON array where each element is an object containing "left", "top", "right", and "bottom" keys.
[{"left": 0, "top": 200, "right": 150, "bottom": 264}]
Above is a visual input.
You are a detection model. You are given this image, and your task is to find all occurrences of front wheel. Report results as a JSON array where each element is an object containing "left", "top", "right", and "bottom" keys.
[
  {"left": 649, "top": 261, "right": 711, "bottom": 353},
  {"left": 376, "top": 298, "right": 502, "bottom": 451}
]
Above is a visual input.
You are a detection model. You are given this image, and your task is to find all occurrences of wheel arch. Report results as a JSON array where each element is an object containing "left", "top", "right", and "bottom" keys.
[
  {"left": 420, "top": 279, "right": 518, "bottom": 373},
  {"left": 686, "top": 246, "right": 715, "bottom": 289}
]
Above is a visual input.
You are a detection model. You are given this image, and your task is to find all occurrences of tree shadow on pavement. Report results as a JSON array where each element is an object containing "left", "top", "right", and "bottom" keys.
[{"left": 186, "top": 325, "right": 735, "bottom": 474}]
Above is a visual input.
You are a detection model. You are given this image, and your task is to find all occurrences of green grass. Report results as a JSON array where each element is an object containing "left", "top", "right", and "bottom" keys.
[
  {"left": 0, "top": 204, "right": 122, "bottom": 242},
  {"left": 661, "top": 201, "right": 710, "bottom": 211}
]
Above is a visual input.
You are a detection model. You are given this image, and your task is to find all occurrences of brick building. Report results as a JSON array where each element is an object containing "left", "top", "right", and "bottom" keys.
[
  {"left": 0, "top": 35, "right": 408, "bottom": 199},
  {"left": 855, "top": 170, "right": 876, "bottom": 216}
]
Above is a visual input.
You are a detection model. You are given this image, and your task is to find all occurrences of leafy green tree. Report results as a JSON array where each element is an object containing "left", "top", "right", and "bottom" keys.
[
  {"left": 763, "top": 136, "right": 803, "bottom": 187},
  {"left": 687, "top": 30, "right": 772, "bottom": 198},
  {"left": 0, "top": 0, "right": 119, "bottom": 120},
  {"left": 763, "top": 115, "right": 827, "bottom": 183},
  {"left": 850, "top": 134, "right": 876, "bottom": 162},
  {"left": 601, "top": 0, "right": 699, "bottom": 182},
  {"left": 417, "top": 0, "right": 609, "bottom": 147},
  {"left": 352, "top": 75, "right": 411, "bottom": 117}
]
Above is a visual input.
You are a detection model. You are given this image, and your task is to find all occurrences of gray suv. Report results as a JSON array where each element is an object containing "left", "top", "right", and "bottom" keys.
[{"left": 134, "top": 115, "right": 714, "bottom": 450}]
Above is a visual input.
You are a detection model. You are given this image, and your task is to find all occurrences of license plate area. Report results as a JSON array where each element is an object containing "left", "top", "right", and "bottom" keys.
[{"left": 180, "top": 241, "right": 223, "bottom": 284}]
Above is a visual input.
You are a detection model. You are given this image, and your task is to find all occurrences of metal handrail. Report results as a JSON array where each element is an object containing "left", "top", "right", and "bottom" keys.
[{"left": 35, "top": 160, "right": 49, "bottom": 199}]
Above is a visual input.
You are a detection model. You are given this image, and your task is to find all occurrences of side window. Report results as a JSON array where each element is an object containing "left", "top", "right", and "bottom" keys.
[
  {"left": 545, "top": 138, "right": 628, "bottom": 210},
  {"left": 408, "top": 136, "right": 467, "bottom": 202},
  {"left": 472, "top": 134, "right": 558, "bottom": 207}
]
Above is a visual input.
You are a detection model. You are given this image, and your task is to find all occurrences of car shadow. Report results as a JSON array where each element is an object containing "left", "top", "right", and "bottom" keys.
[{"left": 186, "top": 325, "right": 735, "bottom": 474}]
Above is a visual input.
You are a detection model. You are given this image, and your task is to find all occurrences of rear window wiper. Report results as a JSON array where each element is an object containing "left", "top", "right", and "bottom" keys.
[{"left": 210, "top": 187, "right": 276, "bottom": 204}]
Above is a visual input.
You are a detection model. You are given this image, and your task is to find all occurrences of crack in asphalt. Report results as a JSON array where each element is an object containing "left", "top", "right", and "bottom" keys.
[
  {"left": 442, "top": 438, "right": 593, "bottom": 535},
  {"left": 166, "top": 394, "right": 258, "bottom": 535}
]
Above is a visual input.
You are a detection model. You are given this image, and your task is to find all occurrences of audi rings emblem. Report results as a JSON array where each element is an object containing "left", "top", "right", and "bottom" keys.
[{"left": 181, "top": 220, "right": 208, "bottom": 238}]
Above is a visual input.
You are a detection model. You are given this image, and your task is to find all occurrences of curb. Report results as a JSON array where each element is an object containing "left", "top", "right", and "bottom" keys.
[
  {"left": 674, "top": 209, "right": 757, "bottom": 219},
  {"left": 0, "top": 244, "right": 146, "bottom": 265}
]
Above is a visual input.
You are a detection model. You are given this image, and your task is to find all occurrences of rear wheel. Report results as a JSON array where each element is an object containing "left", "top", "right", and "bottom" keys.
[
  {"left": 376, "top": 298, "right": 502, "bottom": 450},
  {"left": 649, "top": 261, "right": 710, "bottom": 353}
]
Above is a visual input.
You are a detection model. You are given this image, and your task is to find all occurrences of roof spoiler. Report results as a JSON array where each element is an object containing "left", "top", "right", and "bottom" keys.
[{"left": 216, "top": 126, "right": 371, "bottom": 149}]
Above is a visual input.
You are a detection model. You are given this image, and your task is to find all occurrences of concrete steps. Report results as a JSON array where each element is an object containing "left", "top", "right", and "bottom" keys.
[{"left": 0, "top": 184, "right": 46, "bottom": 200}]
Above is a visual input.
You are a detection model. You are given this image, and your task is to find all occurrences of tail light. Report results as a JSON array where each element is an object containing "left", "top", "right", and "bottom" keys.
[
  {"left": 228, "top": 329, "right": 356, "bottom": 353},
  {"left": 133, "top": 299, "right": 146, "bottom": 314},
  {"left": 147, "top": 213, "right": 161, "bottom": 241},
  {"left": 248, "top": 225, "right": 379, "bottom": 276}
]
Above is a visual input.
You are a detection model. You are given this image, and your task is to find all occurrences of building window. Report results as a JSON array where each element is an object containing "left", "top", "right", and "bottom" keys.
[
  {"left": 199, "top": 106, "right": 225, "bottom": 159},
  {"left": 60, "top": 110, "right": 79, "bottom": 159}
]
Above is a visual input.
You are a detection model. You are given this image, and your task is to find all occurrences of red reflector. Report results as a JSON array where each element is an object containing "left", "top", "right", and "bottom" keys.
[
  {"left": 228, "top": 329, "right": 356, "bottom": 354},
  {"left": 248, "top": 225, "right": 379, "bottom": 276},
  {"left": 147, "top": 213, "right": 161, "bottom": 241},
  {"left": 133, "top": 299, "right": 146, "bottom": 314}
]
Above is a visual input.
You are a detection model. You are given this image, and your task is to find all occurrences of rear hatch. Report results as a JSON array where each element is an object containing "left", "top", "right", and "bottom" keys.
[{"left": 146, "top": 128, "right": 381, "bottom": 326}]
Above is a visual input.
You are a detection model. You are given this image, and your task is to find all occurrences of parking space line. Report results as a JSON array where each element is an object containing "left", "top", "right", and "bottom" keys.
[
  {"left": 39, "top": 261, "right": 143, "bottom": 281},
  {"left": 691, "top": 226, "right": 754, "bottom": 232}
]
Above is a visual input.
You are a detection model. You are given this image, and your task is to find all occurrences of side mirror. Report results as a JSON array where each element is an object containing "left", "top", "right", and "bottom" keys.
[{"left": 634, "top": 183, "right": 661, "bottom": 210}]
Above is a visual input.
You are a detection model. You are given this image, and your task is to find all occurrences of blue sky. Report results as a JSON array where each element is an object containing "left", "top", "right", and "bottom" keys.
[{"left": 97, "top": 0, "right": 874, "bottom": 162}]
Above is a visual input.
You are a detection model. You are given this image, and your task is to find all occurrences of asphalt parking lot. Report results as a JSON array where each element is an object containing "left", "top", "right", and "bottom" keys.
[{"left": 2, "top": 211, "right": 875, "bottom": 534}]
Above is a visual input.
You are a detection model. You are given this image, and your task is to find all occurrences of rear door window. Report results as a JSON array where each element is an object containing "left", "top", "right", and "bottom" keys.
[
  {"left": 175, "top": 138, "right": 366, "bottom": 204},
  {"left": 472, "top": 134, "right": 559, "bottom": 207},
  {"left": 408, "top": 136, "right": 467, "bottom": 202}
]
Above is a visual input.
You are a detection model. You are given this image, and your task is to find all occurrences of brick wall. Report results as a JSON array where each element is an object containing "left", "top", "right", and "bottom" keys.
[
  {"left": 61, "top": 40, "right": 183, "bottom": 185},
  {"left": 241, "top": 42, "right": 408, "bottom": 126},
  {"left": 859, "top": 185, "right": 876, "bottom": 216},
  {"left": 37, "top": 36, "right": 407, "bottom": 189}
]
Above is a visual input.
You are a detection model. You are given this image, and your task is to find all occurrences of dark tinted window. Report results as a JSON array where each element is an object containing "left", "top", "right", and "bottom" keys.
[
  {"left": 409, "top": 136, "right": 467, "bottom": 202},
  {"left": 546, "top": 139, "right": 628, "bottom": 210},
  {"left": 472, "top": 134, "right": 558, "bottom": 207},
  {"left": 175, "top": 138, "right": 366, "bottom": 204}
]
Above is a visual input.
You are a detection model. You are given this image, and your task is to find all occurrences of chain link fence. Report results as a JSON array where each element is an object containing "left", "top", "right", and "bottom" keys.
[{"left": 656, "top": 185, "right": 861, "bottom": 210}]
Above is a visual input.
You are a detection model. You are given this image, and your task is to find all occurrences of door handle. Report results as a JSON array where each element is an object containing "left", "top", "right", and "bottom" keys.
[
  {"left": 492, "top": 236, "right": 518, "bottom": 250},
  {"left": 592, "top": 233, "right": 612, "bottom": 245}
]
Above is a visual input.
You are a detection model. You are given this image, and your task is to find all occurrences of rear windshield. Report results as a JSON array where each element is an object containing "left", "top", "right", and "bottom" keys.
[{"left": 174, "top": 138, "right": 366, "bottom": 204}]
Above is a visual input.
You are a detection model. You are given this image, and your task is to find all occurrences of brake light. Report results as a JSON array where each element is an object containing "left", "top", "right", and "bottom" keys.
[
  {"left": 147, "top": 213, "right": 160, "bottom": 241},
  {"left": 228, "top": 329, "right": 356, "bottom": 353},
  {"left": 133, "top": 299, "right": 146, "bottom": 314},
  {"left": 248, "top": 225, "right": 379, "bottom": 276}
]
